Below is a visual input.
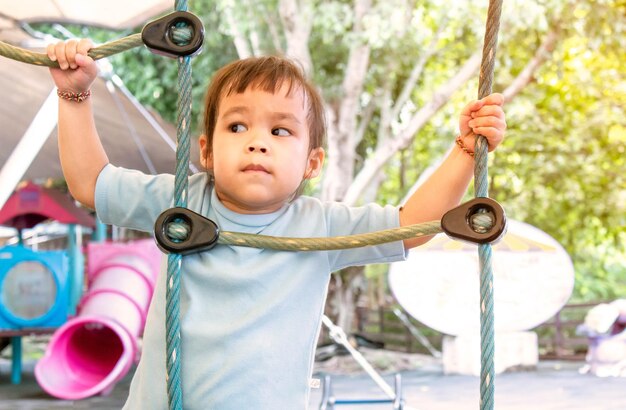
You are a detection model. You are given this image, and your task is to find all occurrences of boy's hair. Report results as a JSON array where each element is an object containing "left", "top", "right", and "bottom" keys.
[{"left": 202, "top": 55, "right": 326, "bottom": 157}]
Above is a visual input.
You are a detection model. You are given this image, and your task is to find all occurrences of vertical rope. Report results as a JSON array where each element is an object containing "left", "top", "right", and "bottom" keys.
[
  {"left": 165, "top": 1, "right": 191, "bottom": 409},
  {"left": 159, "top": 1, "right": 502, "bottom": 409},
  {"left": 475, "top": 1, "right": 502, "bottom": 410}
]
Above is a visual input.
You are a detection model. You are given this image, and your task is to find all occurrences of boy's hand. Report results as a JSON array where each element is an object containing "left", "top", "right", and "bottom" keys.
[
  {"left": 47, "top": 39, "right": 98, "bottom": 93},
  {"left": 458, "top": 93, "right": 506, "bottom": 153}
]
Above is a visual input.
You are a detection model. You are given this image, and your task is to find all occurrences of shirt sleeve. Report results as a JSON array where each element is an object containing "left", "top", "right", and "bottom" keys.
[
  {"left": 94, "top": 164, "right": 175, "bottom": 232},
  {"left": 325, "top": 201, "right": 408, "bottom": 272}
]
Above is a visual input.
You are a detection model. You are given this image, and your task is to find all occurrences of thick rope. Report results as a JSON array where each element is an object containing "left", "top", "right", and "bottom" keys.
[
  {"left": 475, "top": 1, "right": 503, "bottom": 410},
  {"left": 165, "top": 0, "right": 190, "bottom": 407},
  {"left": 217, "top": 221, "right": 442, "bottom": 251},
  {"left": 0, "top": 34, "right": 143, "bottom": 67},
  {"left": 166, "top": 216, "right": 443, "bottom": 251}
]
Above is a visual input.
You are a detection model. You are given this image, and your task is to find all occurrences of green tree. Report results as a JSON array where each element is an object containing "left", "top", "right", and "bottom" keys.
[
  {"left": 40, "top": 0, "right": 626, "bottom": 330},
  {"left": 489, "top": 0, "right": 626, "bottom": 300}
]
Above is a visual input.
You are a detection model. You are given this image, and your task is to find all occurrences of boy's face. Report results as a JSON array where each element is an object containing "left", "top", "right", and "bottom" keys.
[{"left": 200, "top": 83, "right": 324, "bottom": 214}]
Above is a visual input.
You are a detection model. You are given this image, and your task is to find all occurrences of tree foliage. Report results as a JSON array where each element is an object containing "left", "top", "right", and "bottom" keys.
[
  {"left": 40, "top": 0, "right": 626, "bottom": 326},
  {"left": 490, "top": 0, "right": 626, "bottom": 300}
]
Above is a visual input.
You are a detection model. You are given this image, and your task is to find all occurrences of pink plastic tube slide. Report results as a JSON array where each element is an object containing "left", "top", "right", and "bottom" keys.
[{"left": 35, "top": 239, "right": 161, "bottom": 400}]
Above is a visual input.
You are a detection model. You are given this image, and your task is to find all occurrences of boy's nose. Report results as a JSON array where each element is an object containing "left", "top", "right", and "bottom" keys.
[
  {"left": 247, "top": 145, "right": 267, "bottom": 153},
  {"left": 247, "top": 139, "right": 269, "bottom": 153}
]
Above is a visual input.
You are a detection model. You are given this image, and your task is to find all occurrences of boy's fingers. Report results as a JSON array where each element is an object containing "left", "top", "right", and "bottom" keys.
[
  {"left": 472, "top": 126, "right": 497, "bottom": 136},
  {"left": 473, "top": 127, "right": 504, "bottom": 146},
  {"left": 54, "top": 41, "right": 69, "bottom": 69},
  {"left": 65, "top": 39, "right": 79, "bottom": 69},
  {"left": 461, "top": 99, "right": 483, "bottom": 116},
  {"left": 463, "top": 93, "right": 503, "bottom": 115},
  {"left": 74, "top": 53, "right": 97, "bottom": 77},
  {"left": 481, "top": 93, "right": 505, "bottom": 106},
  {"left": 471, "top": 99, "right": 485, "bottom": 111},
  {"left": 76, "top": 39, "right": 94, "bottom": 56},
  {"left": 474, "top": 105, "right": 505, "bottom": 119},
  {"left": 469, "top": 116, "right": 506, "bottom": 131},
  {"left": 75, "top": 53, "right": 86, "bottom": 66},
  {"left": 46, "top": 43, "right": 57, "bottom": 62}
]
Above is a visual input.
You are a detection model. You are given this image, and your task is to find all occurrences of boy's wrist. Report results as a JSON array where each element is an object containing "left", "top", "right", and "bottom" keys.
[
  {"left": 57, "top": 89, "right": 91, "bottom": 103},
  {"left": 455, "top": 135, "right": 474, "bottom": 157}
]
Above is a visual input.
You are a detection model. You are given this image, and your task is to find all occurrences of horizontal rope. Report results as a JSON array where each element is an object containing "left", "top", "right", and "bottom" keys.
[
  {"left": 0, "top": 33, "right": 144, "bottom": 67},
  {"left": 216, "top": 220, "right": 443, "bottom": 251}
]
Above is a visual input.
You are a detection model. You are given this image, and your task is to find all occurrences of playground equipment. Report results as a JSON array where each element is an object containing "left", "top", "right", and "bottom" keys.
[
  {"left": 35, "top": 239, "right": 161, "bottom": 400},
  {"left": 0, "top": 181, "right": 95, "bottom": 384},
  {"left": 318, "top": 315, "right": 405, "bottom": 410},
  {"left": 319, "top": 373, "right": 403, "bottom": 410},
  {"left": 0, "top": 246, "right": 69, "bottom": 329}
]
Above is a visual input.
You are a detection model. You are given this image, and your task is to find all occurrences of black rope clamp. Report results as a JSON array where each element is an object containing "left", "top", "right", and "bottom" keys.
[
  {"left": 154, "top": 207, "right": 219, "bottom": 255},
  {"left": 441, "top": 197, "right": 507, "bottom": 244},
  {"left": 142, "top": 11, "right": 204, "bottom": 58}
]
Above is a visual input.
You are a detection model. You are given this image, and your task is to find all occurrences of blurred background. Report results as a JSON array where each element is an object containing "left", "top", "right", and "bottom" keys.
[{"left": 0, "top": 0, "right": 624, "bottom": 408}]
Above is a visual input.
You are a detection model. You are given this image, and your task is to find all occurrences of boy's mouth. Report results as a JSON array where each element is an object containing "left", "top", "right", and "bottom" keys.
[{"left": 243, "top": 164, "right": 269, "bottom": 173}]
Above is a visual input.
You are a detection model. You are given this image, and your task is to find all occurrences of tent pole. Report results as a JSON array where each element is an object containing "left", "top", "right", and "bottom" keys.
[{"left": 0, "top": 88, "right": 58, "bottom": 209}]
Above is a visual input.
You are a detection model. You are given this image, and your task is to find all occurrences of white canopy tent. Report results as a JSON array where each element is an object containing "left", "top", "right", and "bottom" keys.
[
  {"left": 0, "top": 0, "right": 173, "bottom": 30},
  {"left": 0, "top": 1, "right": 201, "bottom": 209}
]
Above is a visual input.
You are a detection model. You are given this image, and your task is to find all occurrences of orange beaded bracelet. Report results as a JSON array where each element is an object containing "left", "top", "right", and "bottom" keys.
[
  {"left": 455, "top": 135, "right": 475, "bottom": 157},
  {"left": 57, "top": 89, "right": 91, "bottom": 102}
]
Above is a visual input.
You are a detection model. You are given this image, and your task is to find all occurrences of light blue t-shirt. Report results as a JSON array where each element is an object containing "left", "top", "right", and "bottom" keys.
[{"left": 95, "top": 164, "right": 406, "bottom": 409}]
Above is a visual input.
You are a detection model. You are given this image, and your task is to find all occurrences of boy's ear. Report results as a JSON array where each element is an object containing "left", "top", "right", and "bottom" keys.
[
  {"left": 198, "top": 134, "right": 213, "bottom": 169},
  {"left": 304, "top": 147, "right": 325, "bottom": 179}
]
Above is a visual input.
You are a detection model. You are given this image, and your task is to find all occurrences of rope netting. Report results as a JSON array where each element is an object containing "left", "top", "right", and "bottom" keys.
[
  {"left": 0, "top": 1, "right": 503, "bottom": 409},
  {"left": 0, "top": 34, "right": 143, "bottom": 67},
  {"left": 164, "top": 0, "right": 191, "bottom": 407},
  {"left": 475, "top": 1, "right": 503, "bottom": 409}
]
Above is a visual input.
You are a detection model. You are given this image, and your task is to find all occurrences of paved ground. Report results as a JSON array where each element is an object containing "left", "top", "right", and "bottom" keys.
[
  {"left": 1, "top": 359, "right": 624, "bottom": 409},
  {"left": 309, "top": 361, "right": 626, "bottom": 410}
]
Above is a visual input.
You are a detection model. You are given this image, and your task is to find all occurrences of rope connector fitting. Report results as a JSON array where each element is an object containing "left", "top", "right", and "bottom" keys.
[
  {"left": 142, "top": 11, "right": 204, "bottom": 58},
  {"left": 441, "top": 197, "right": 506, "bottom": 245},
  {"left": 154, "top": 207, "right": 219, "bottom": 255}
]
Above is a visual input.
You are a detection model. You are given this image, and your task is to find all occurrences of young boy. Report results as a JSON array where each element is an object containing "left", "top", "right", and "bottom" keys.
[{"left": 47, "top": 39, "right": 505, "bottom": 409}]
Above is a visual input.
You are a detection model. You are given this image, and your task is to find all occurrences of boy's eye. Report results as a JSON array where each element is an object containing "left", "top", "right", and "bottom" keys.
[
  {"left": 230, "top": 124, "right": 247, "bottom": 133},
  {"left": 272, "top": 127, "right": 291, "bottom": 137}
]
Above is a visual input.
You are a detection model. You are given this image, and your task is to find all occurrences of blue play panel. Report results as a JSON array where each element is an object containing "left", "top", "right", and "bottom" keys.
[{"left": 0, "top": 246, "right": 69, "bottom": 330}]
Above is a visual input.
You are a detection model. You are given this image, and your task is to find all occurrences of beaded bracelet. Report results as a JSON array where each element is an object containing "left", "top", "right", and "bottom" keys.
[
  {"left": 57, "top": 89, "right": 91, "bottom": 103},
  {"left": 455, "top": 135, "right": 475, "bottom": 157}
]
